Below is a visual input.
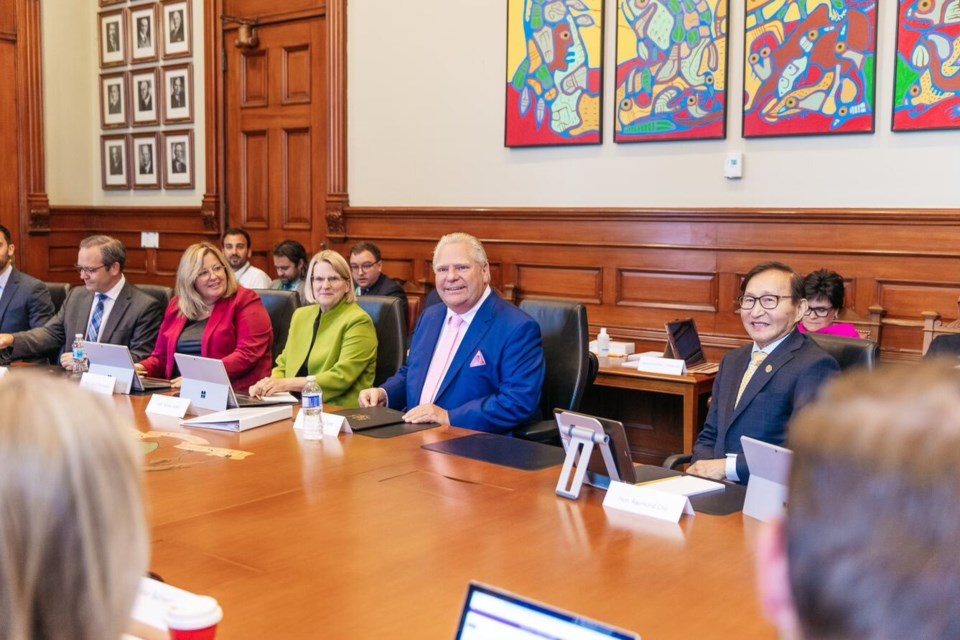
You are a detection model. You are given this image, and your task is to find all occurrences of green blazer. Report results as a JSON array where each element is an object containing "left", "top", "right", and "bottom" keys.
[{"left": 272, "top": 300, "right": 377, "bottom": 408}]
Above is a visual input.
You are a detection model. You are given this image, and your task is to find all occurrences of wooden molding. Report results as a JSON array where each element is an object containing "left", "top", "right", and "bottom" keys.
[
  {"left": 202, "top": 0, "right": 225, "bottom": 231},
  {"left": 18, "top": 0, "right": 48, "bottom": 244},
  {"left": 325, "top": 0, "right": 347, "bottom": 242}
]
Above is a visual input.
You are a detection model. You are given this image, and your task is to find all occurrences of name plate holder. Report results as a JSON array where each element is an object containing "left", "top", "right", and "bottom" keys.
[
  {"left": 556, "top": 423, "right": 619, "bottom": 500},
  {"left": 635, "top": 356, "right": 687, "bottom": 376}
]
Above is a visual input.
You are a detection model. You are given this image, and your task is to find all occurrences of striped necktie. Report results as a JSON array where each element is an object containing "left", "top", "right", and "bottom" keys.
[
  {"left": 85, "top": 294, "right": 108, "bottom": 342},
  {"left": 735, "top": 351, "right": 768, "bottom": 408}
]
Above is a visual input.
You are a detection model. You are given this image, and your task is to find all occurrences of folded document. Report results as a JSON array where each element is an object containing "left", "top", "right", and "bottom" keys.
[{"left": 180, "top": 405, "right": 292, "bottom": 432}]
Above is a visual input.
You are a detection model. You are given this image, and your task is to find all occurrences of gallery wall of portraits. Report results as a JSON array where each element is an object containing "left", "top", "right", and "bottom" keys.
[{"left": 98, "top": 0, "right": 194, "bottom": 191}]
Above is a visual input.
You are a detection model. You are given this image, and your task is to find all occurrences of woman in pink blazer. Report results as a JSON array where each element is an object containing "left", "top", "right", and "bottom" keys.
[
  {"left": 137, "top": 242, "right": 273, "bottom": 390},
  {"left": 799, "top": 269, "right": 862, "bottom": 339}
]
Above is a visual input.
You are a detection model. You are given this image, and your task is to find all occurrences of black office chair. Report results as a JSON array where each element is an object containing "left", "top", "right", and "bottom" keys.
[
  {"left": 514, "top": 299, "right": 593, "bottom": 445},
  {"left": 44, "top": 282, "right": 71, "bottom": 314},
  {"left": 252, "top": 289, "right": 299, "bottom": 362},
  {"left": 136, "top": 284, "right": 174, "bottom": 309},
  {"left": 808, "top": 332, "right": 878, "bottom": 371},
  {"left": 356, "top": 295, "right": 405, "bottom": 387}
]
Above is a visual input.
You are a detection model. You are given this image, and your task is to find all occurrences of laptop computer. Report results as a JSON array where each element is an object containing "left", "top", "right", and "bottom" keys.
[
  {"left": 555, "top": 409, "right": 638, "bottom": 489},
  {"left": 454, "top": 582, "right": 639, "bottom": 640},
  {"left": 84, "top": 342, "right": 172, "bottom": 394},
  {"left": 174, "top": 353, "right": 270, "bottom": 412},
  {"left": 664, "top": 318, "right": 719, "bottom": 374},
  {"left": 741, "top": 435, "right": 793, "bottom": 522}
]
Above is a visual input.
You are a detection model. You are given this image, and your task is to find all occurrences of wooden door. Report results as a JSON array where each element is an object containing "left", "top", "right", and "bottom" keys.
[
  {"left": 225, "top": 17, "right": 327, "bottom": 271},
  {"left": 0, "top": 37, "right": 19, "bottom": 251}
]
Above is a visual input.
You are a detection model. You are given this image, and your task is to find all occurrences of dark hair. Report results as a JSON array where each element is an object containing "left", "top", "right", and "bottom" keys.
[
  {"left": 741, "top": 261, "right": 803, "bottom": 301},
  {"left": 349, "top": 241, "right": 381, "bottom": 262},
  {"left": 222, "top": 228, "right": 251, "bottom": 246},
  {"left": 787, "top": 363, "right": 960, "bottom": 639},
  {"left": 272, "top": 240, "right": 308, "bottom": 267},
  {"left": 803, "top": 269, "right": 845, "bottom": 310},
  {"left": 80, "top": 235, "right": 126, "bottom": 270},
  {"left": 0, "top": 225, "right": 10, "bottom": 245}
]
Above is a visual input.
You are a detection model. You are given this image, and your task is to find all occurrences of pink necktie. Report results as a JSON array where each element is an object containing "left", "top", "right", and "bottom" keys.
[{"left": 420, "top": 315, "right": 464, "bottom": 405}]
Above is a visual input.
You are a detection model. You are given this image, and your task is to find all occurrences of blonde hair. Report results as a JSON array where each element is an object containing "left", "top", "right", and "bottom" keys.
[
  {"left": 0, "top": 373, "right": 148, "bottom": 640},
  {"left": 304, "top": 250, "right": 356, "bottom": 305},
  {"left": 175, "top": 242, "right": 239, "bottom": 320}
]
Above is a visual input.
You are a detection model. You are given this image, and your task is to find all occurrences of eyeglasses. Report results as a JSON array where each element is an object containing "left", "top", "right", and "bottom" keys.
[
  {"left": 197, "top": 264, "right": 225, "bottom": 279},
  {"left": 435, "top": 264, "right": 474, "bottom": 277},
  {"left": 312, "top": 276, "right": 345, "bottom": 285},
  {"left": 804, "top": 306, "right": 834, "bottom": 318},
  {"left": 349, "top": 261, "right": 379, "bottom": 273},
  {"left": 737, "top": 294, "right": 791, "bottom": 310},
  {"left": 75, "top": 264, "right": 106, "bottom": 275}
]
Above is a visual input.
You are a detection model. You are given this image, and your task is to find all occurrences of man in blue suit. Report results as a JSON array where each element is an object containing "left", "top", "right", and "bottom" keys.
[
  {"left": 0, "top": 225, "right": 55, "bottom": 363},
  {"left": 359, "top": 233, "right": 544, "bottom": 433},
  {"left": 688, "top": 262, "right": 839, "bottom": 483}
]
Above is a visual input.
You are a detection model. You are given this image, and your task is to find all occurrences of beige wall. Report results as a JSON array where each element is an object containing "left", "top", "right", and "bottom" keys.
[
  {"left": 347, "top": 0, "right": 960, "bottom": 208},
  {"left": 42, "top": 0, "right": 205, "bottom": 206}
]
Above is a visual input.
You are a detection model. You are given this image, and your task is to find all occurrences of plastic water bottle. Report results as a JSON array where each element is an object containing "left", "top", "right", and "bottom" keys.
[
  {"left": 597, "top": 327, "right": 611, "bottom": 357},
  {"left": 301, "top": 375, "right": 323, "bottom": 440},
  {"left": 71, "top": 333, "right": 88, "bottom": 378}
]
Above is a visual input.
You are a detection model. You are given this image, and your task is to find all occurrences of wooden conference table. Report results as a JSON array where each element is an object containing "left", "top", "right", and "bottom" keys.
[{"left": 120, "top": 395, "right": 775, "bottom": 639}]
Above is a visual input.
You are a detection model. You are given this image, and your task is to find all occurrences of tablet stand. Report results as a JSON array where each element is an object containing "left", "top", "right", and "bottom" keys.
[{"left": 556, "top": 424, "right": 619, "bottom": 500}]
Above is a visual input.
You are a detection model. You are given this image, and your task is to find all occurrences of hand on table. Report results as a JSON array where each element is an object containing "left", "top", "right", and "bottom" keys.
[
  {"left": 250, "top": 377, "right": 297, "bottom": 398},
  {"left": 402, "top": 403, "right": 449, "bottom": 425},
  {"left": 686, "top": 458, "right": 727, "bottom": 481},
  {"left": 59, "top": 352, "right": 74, "bottom": 370},
  {"left": 358, "top": 387, "right": 386, "bottom": 407}
]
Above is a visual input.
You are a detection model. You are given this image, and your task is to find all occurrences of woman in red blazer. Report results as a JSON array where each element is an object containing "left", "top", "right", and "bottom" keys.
[{"left": 137, "top": 242, "right": 273, "bottom": 391}]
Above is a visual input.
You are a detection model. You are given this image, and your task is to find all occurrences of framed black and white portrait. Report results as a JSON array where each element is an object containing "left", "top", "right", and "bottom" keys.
[
  {"left": 100, "top": 72, "right": 128, "bottom": 129},
  {"left": 132, "top": 132, "right": 161, "bottom": 189},
  {"left": 161, "top": 0, "right": 192, "bottom": 59},
  {"left": 99, "top": 10, "right": 127, "bottom": 68},
  {"left": 131, "top": 68, "right": 159, "bottom": 127},
  {"left": 130, "top": 4, "right": 159, "bottom": 63},
  {"left": 163, "top": 129, "right": 194, "bottom": 189},
  {"left": 101, "top": 134, "right": 130, "bottom": 190},
  {"left": 162, "top": 64, "right": 193, "bottom": 124}
]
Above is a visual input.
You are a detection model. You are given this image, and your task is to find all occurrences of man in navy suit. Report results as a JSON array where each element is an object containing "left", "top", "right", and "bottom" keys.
[
  {"left": 0, "top": 235, "right": 163, "bottom": 368},
  {"left": 688, "top": 262, "right": 839, "bottom": 483},
  {"left": 359, "top": 232, "right": 544, "bottom": 433},
  {"left": 0, "top": 225, "right": 55, "bottom": 362}
]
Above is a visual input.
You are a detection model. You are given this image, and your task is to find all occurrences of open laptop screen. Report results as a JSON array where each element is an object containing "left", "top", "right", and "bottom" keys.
[
  {"left": 454, "top": 583, "right": 639, "bottom": 640},
  {"left": 665, "top": 318, "right": 707, "bottom": 367}
]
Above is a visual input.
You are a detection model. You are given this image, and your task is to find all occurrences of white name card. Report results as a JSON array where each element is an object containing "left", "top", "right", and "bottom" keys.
[
  {"left": 292, "top": 410, "right": 347, "bottom": 436},
  {"left": 603, "top": 481, "right": 695, "bottom": 523},
  {"left": 79, "top": 371, "right": 117, "bottom": 395},
  {"left": 635, "top": 356, "right": 686, "bottom": 376},
  {"left": 146, "top": 394, "right": 191, "bottom": 418}
]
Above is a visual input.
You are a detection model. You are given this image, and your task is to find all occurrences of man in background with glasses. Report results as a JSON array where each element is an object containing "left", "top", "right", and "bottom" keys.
[
  {"left": 0, "top": 235, "right": 163, "bottom": 369},
  {"left": 349, "top": 241, "right": 408, "bottom": 317},
  {"left": 687, "top": 262, "right": 839, "bottom": 483}
]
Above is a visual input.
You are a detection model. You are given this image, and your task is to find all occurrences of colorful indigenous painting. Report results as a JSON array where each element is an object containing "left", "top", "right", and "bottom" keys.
[
  {"left": 614, "top": 0, "right": 730, "bottom": 142},
  {"left": 892, "top": 0, "right": 960, "bottom": 131},
  {"left": 505, "top": 0, "right": 605, "bottom": 147},
  {"left": 742, "top": 0, "right": 878, "bottom": 138}
]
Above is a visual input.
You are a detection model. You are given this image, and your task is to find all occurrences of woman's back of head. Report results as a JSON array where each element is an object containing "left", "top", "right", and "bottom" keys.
[{"left": 0, "top": 373, "right": 148, "bottom": 640}]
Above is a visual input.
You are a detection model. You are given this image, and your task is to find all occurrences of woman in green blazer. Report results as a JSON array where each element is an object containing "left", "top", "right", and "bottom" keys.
[{"left": 249, "top": 250, "right": 377, "bottom": 407}]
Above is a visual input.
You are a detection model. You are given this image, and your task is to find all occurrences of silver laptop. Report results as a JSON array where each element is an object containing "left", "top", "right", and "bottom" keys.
[
  {"left": 454, "top": 582, "right": 639, "bottom": 640},
  {"left": 741, "top": 435, "right": 792, "bottom": 521},
  {"left": 174, "top": 353, "right": 268, "bottom": 412},
  {"left": 84, "top": 343, "right": 171, "bottom": 394}
]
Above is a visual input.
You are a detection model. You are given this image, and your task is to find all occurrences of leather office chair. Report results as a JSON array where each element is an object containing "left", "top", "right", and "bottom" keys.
[
  {"left": 356, "top": 295, "right": 405, "bottom": 387},
  {"left": 136, "top": 284, "right": 174, "bottom": 309},
  {"left": 513, "top": 299, "right": 593, "bottom": 445},
  {"left": 808, "top": 333, "right": 878, "bottom": 371},
  {"left": 44, "top": 282, "right": 71, "bottom": 315},
  {"left": 252, "top": 289, "right": 299, "bottom": 362}
]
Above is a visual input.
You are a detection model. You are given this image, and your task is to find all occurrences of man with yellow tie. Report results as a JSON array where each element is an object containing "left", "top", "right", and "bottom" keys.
[{"left": 687, "top": 262, "right": 839, "bottom": 483}]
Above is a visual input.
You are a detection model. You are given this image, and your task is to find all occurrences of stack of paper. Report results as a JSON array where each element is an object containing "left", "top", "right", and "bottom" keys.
[
  {"left": 641, "top": 475, "right": 725, "bottom": 497},
  {"left": 180, "top": 405, "right": 292, "bottom": 432}
]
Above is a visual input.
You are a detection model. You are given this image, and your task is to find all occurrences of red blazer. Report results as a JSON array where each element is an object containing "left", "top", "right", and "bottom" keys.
[{"left": 140, "top": 287, "right": 273, "bottom": 393}]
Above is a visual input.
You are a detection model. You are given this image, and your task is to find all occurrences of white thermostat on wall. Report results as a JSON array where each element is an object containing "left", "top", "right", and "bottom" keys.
[{"left": 725, "top": 152, "right": 743, "bottom": 179}]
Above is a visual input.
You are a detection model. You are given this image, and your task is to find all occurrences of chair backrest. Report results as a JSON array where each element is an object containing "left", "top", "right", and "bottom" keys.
[
  {"left": 136, "top": 284, "right": 174, "bottom": 309},
  {"left": 252, "top": 289, "right": 299, "bottom": 362},
  {"left": 44, "top": 282, "right": 71, "bottom": 314},
  {"left": 518, "top": 299, "right": 590, "bottom": 416},
  {"left": 808, "top": 332, "right": 878, "bottom": 371},
  {"left": 356, "top": 295, "right": 405, "bottom": 387}
]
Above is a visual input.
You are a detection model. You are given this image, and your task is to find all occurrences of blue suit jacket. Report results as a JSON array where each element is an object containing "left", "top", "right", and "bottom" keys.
[
  {"left": 381, "top": 292, "right": 545, "bottom": 434},
  {"left": 0, "top": 269, "right": 54, "bottom": 335},
  {"left": 692, "top": 330, "right": 839, "bottom": 482}
]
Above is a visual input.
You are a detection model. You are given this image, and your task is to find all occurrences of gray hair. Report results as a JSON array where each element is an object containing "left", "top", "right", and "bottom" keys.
[{"left": 432, "top": 232, "right": 488, "bottom": 268}]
